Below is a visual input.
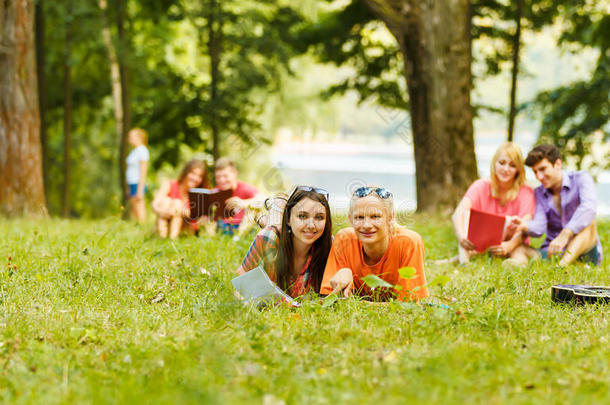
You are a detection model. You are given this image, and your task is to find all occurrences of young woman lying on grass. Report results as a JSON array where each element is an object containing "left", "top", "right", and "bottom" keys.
[
  {"left": 236, "top": 186, "right": 332, "bottom": 297},
  {"left": 151, "top": 159, "right": 209, "bottom": 239},
  {"left": 451, "top": 142, "right": 538, "bottom": 266},
  {"left": 320, "top": 186, "right": 428, "bottom": 302}
]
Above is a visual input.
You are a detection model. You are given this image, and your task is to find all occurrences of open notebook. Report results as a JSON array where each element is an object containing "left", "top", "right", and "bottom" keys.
[{"left": 231, "top": 266, "right": 301, "bottom": 308}]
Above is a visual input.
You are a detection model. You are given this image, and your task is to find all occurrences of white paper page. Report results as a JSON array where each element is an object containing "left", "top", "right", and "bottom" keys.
[{"left": 231, "top": 266, "right": 301, "bottom": 307}]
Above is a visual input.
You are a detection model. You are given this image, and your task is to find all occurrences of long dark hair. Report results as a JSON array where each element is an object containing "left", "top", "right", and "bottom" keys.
[
  {"left": 177, "top": 159, "right": 209, "bottom": 188},
  {"left": 275, "top": 189, "right": 332, "bottom": 293}
]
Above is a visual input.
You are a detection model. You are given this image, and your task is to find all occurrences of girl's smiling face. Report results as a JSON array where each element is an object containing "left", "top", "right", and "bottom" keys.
[
  {"left": 288, "top": 197, "right": 327, "bottom": 246},
  {"left": 184, "top": 167, "right": 204, "bottom": 189},
  {"left": 494, "top": 151, "right": 518, "bottom": 186}
]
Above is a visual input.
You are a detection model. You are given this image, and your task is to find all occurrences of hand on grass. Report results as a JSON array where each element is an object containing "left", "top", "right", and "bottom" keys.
[
  {"left": 330, "top": 268, "right": 353, "bottom": 297},
  {"left": 548, "top": 230, "right": 572, "bottom": 257}
]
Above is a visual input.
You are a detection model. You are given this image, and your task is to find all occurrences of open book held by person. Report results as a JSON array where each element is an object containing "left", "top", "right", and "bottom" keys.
[{"left": 188, "top": 188, "right": 234, "bottom": 221}]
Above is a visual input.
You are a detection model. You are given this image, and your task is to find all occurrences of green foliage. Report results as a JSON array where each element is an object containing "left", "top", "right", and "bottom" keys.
[
  {"left": 472, "top": 0, "right": 558, "bottom": 77},
  {"left": 427, "top": 275, "right": 451, "bottom": 288},
  {"left": 42, "top": 0, "right": 120, "bottom": 217},
  {"left": 39, "top": 0, "right": 304, "bottom": 217},
  {"left": 361, "top": 267, "right": 451, "bottom": 297},
  {"left": 532, "top": 5, "right": 610, "bottom": 168},
  {"left": 0, "top": 216, "right": 608, "bottom": 402},
  {"left": 398, "top": 266, "right": 416, "bottom": 280},
  {"left": 361, "top": 274, "right": 394, "bottom": 289},
  {"left": 162, "top": 0, "right": 303, "bottom": 159},
  {"left": 473, "top": 0, "right": 609, "bottom": 165},
  {"left": 296, "top": 0, "right": 408, "bottom": 110}
]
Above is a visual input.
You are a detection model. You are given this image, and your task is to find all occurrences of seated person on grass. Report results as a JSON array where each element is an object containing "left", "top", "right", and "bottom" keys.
[
  {"left": 451, "top": 142, "right": 538, "bottom": 265},
  {"left": 320, "top": 186, "right": 428, "bottom": 302},
  {"left": 237, "top": 186, "right": 332, "bottom": 297},
  {"left": 151, "top": 159, "right": 208, "bottom": 239},
  {"left": 214, "top": 158, "right": 262, "bottom": 235},
  {"left": 519, "top": 144, "right": 602, "bottom": 267}
]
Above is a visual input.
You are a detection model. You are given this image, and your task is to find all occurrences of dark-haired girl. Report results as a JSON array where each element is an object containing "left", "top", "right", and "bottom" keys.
[
  {"left": 236, "top": 186, "right": 332, "bottom": 297},
  {"left": 152, "top": 159, "right": 209, "bottom": 239}
]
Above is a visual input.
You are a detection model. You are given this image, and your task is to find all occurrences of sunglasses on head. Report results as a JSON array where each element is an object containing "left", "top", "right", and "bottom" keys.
[
  {"left": 291, "top": 185, "right": 329, "bottom": 200},
  {"left": 352, "top": 186, "right": 392, "bottom": 199}
]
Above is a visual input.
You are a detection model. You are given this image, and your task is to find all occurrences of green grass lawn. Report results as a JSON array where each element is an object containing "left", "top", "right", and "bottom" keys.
[{"left": 0, "top": 215, "right": 609, "bottom": 404}]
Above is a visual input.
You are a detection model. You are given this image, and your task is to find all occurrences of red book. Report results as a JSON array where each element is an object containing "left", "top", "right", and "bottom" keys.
[{"left": 467, "top": 209, "right": 505, "bottom": 252}]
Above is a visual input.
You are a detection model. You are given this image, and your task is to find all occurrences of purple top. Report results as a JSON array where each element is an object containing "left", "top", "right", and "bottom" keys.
[{"left": 528, "top": 170, "right": 601, "bottom": 260}]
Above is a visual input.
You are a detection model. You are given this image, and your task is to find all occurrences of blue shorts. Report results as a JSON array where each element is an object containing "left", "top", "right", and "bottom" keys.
[
  {"left": 217, "top": 221, "right": 239, "bottom": 236},
  {"left": 539, "top": 244, "right": 601, "bottom": 266},
  {"left": 128, "top": 184, "right": 147, "bottom": 197}
]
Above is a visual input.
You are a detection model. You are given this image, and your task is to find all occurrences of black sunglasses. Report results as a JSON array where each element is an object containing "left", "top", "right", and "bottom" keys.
[
  {"left": 291, "top": 185, "right": 329, "bottom": 200},
  {"left": 353, "top": 186, "right": 392, "bottom": 199}
]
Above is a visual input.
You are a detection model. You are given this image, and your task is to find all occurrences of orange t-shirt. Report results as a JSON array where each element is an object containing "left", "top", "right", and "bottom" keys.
[{"left": 320, "top": 226, "right": 428, "bottom": 301}]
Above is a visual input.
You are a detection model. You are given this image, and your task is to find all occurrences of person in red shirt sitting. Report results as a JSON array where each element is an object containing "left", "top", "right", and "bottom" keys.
[
  {"left": 451, "top": 142, "right": 538, "bottom": 265},
  {"left": 152, "top": 159, "right": 209, "bottom": 239},
  {"left": 214, "top": 158, "right": 263, "bottom": 235}
]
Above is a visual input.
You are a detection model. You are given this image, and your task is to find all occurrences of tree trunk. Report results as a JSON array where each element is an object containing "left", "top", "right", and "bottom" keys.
[
  {"left": 62, "top": 2, "right": 73, "bottom": 217},
  {"left": 207, "top": 0, "right": 221, "bottom": 165},
  {"left": 99, "top": 0, "right": 125, "bottom": 200},
  {"left": 35, "top": 0, "right": 48, "bottom": 203},
  {"left": 362, "top": 0, "right": 478, "bottom": 211},
  {"left": 0, "top": 0, "right": 46, "bottom": 216},
  {"left": 117, "top": 0, "right": 131, "bottom": 209},
  {"left": 507, "top": 0, "right": 522, "bottom": 143}
]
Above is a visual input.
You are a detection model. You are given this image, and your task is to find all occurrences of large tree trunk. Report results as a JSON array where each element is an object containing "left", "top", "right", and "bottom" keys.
[
  {"left": 62, "top": 2, "right": 73, "bottom": 217},
  {"left": 507, "top": 0, "right": 522, "bottom": 143},
  {"left": 35, "top": 0, "right": 48, "bottom": 203},
  {"left": 0, "top": 0, "right": 46, "bottom": 216},
  {"left": 363, "top": 0, "right": 478, "bottom": 211}
]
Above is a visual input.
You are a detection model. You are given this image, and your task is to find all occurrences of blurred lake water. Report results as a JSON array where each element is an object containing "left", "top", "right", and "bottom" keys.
[{"left": 270, "top": 134, "right": 610, "bottom": 217}]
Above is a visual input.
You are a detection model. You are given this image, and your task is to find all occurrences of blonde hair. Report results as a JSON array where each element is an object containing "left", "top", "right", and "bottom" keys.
[
  {"left": 348, "top": 185, "right": 398, "bottom": 232},
  {"left": 129, "top": 128, "right": 148, "bottom": 145},
  {"left": 490, "top": 142, "right": 526, "bottom": 201},
  {"left": 215, "top": 157, "right": 237, "bottom": 171}
]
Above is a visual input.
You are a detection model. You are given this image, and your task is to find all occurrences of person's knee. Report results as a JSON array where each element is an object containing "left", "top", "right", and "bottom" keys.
[
  {"left": 507, "top": 247, "right": 527, "bottom": 264},
  {"left": 510, "top": 245, "right": 539, "bottom": 262},
  {"left": 171, "top": 199, "right": 185, "bottom": 216},
  {"left": 508, "top": 247, "right": 525, "bottom": 259}
]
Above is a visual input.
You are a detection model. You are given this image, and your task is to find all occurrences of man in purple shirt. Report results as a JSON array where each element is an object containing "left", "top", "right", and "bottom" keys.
[{"left": 520, "top": 144, "right": 602, "bottom": 266}]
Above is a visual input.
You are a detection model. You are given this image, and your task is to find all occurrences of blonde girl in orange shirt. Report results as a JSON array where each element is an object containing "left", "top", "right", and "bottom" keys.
[{"left": 320, "top": 186, "right": 428, "bottom": 302}]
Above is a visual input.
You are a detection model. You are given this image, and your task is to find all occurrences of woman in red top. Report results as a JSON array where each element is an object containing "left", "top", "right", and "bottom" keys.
[
  {"left": 152, "top": 160, "right": 209, "bottom": 239},
  {"left": 451, "top": 142, "right": 538, "bottom": 265}
]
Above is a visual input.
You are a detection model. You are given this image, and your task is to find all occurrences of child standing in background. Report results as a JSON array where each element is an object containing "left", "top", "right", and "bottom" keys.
[{"left": 126, "top": 128, "right": 150, "bottom": 223}]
